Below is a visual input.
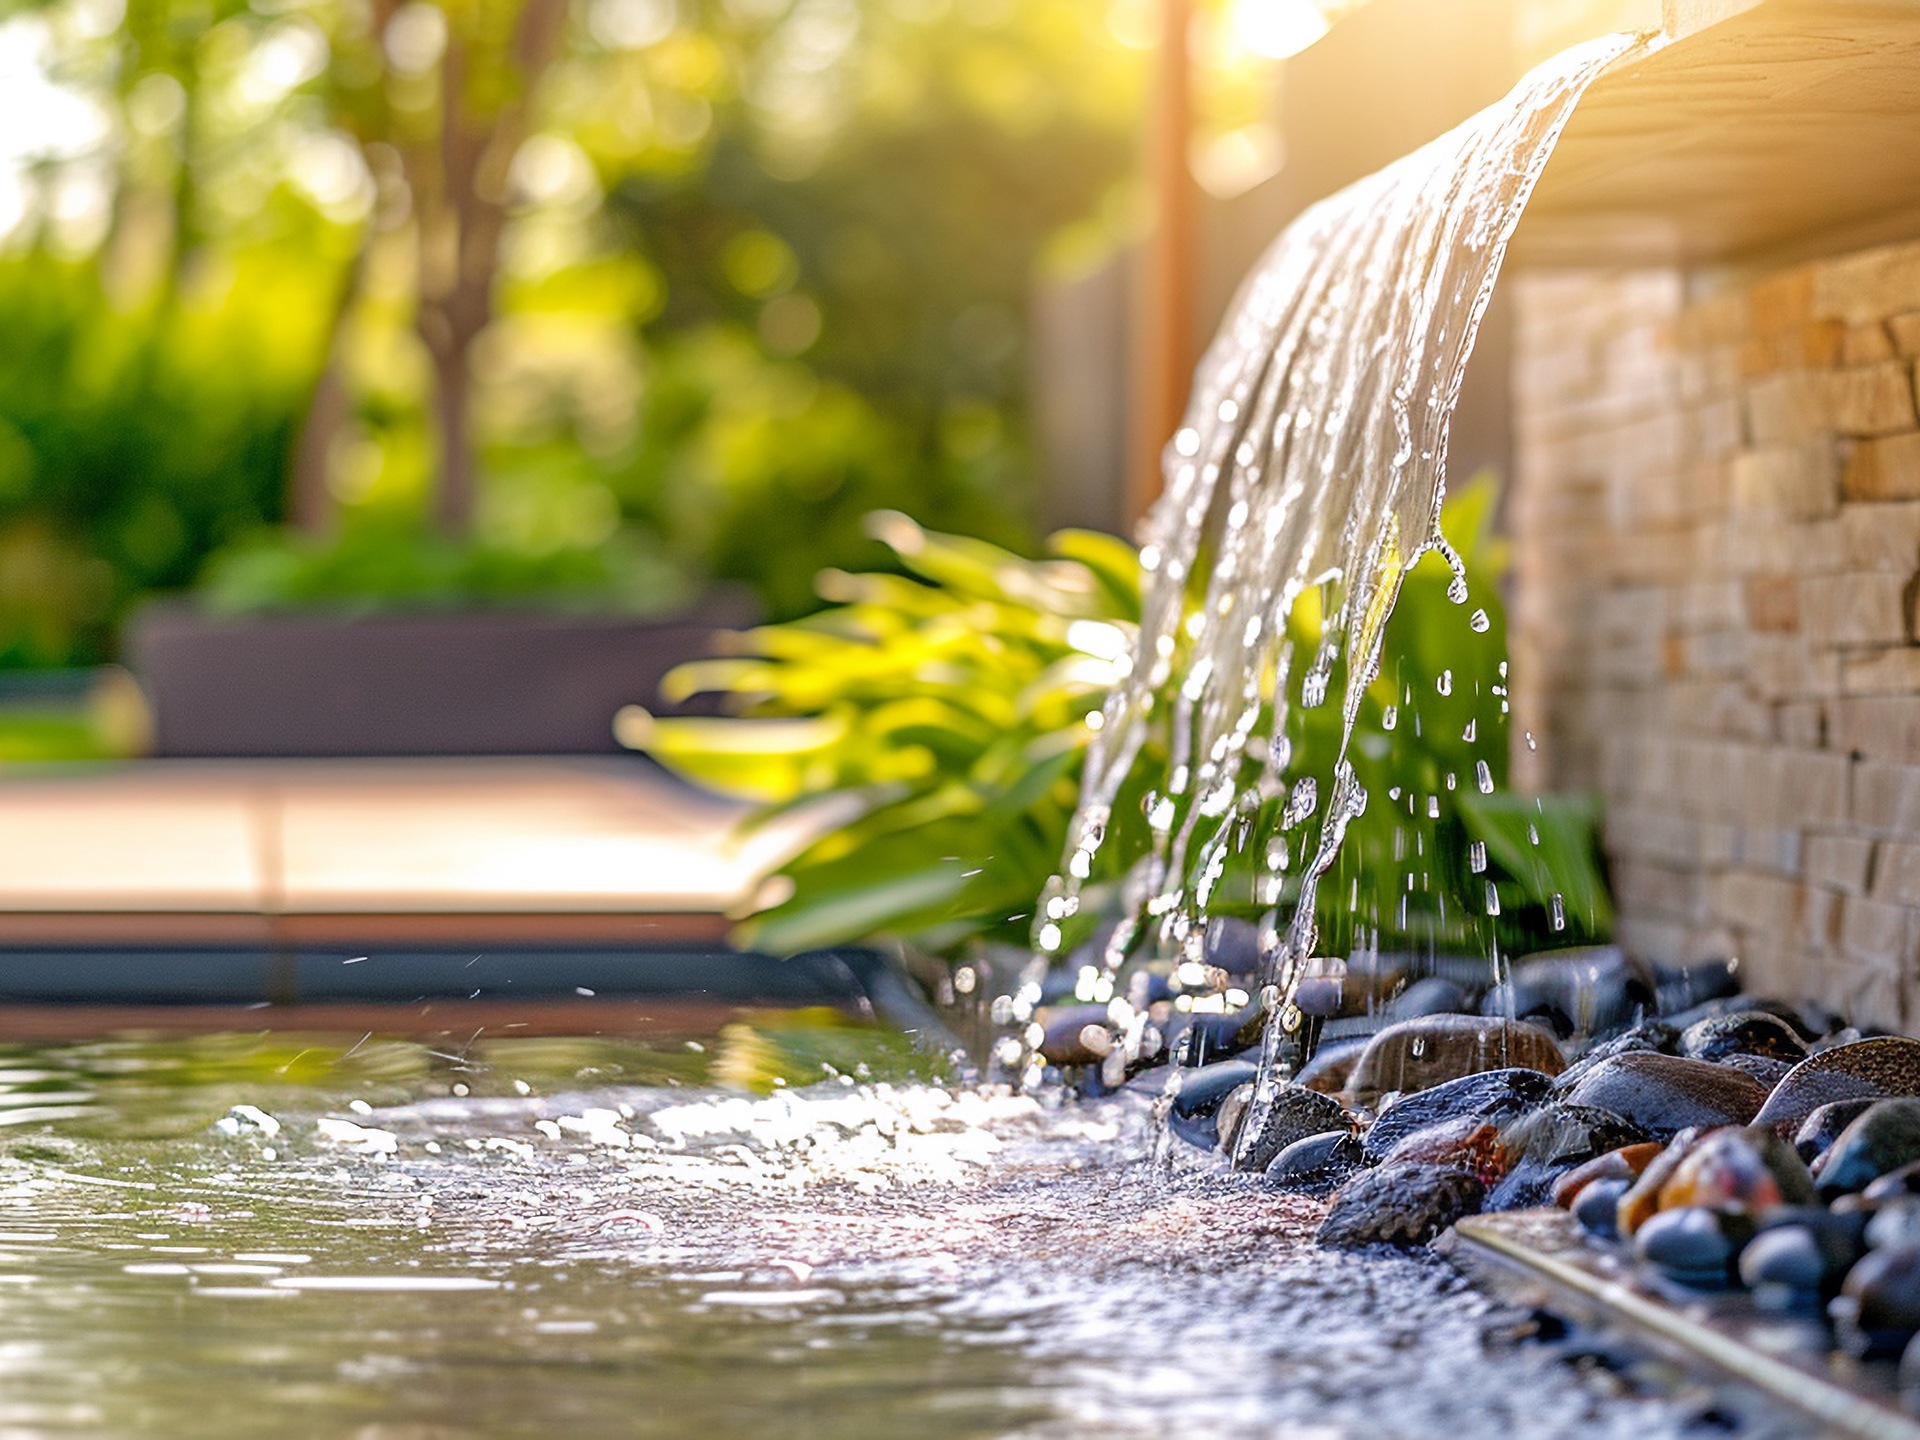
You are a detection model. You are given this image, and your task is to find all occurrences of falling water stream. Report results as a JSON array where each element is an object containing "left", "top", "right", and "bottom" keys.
[{"left": 1035, "top": 33, "right": 1647, "bottom": 1154}]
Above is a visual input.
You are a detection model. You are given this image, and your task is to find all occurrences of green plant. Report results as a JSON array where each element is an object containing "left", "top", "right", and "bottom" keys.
[
  {"left": 624, "top": 512, "right": 1146, "bottom": 958},
  {"left": 196, "top": 519, "right": 691, "bottom": 616}
]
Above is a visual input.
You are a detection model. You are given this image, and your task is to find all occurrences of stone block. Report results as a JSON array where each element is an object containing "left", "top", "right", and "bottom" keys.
[
  {"left": 1742, "top": 575, "right": 1798, "bottom": 633},
  {"left": 1872, "top": 840, "right": 1920, "bottom": 906},
  {"left": 1840, "top": 647, "right": 1920, "bottom": 696},
  {"left": 1851, "top": 758, "right": 1920, "bottom": 834},
  {"left": 1811, "top": 240, "right": 1920, "bottom": 325},
  {"left": 1841, "top": 893, "right": 1910, "bottom": 967},
  {"left": 1745, "top": 365, "right": 1916, "bottom": 442},
  {"left": 1772, "top": 699, "right": 1826, "bottom": 748},
  {"left": 1889, "top": 311, "right": 1920, "bottom": 358},
  {"left": 1833, "top": 696, "right": 1920, "bottom": 762},
  {"left": 1839, "top": 501, "right": 1920, "bottom": 571},
  {"left": 1799, "top": 573, "right": 1912, "bottom": 646},
  {"left": 1730, "top": 442, "right": 1840, "bottom": 517},
  {"left": 1841, "top": 431, "right": 1920, "bottom": 501},
  {"left": 1806, "top": 832, "right": 1875, "bottom": 895},
  {"left": 1844, "top": 323, "right": 1898, "bottom": 366}
]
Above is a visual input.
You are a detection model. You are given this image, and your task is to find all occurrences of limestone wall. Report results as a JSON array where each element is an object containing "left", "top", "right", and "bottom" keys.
[{"left": 1509, "top": 242, "right": 1920, "bottom": 1029}]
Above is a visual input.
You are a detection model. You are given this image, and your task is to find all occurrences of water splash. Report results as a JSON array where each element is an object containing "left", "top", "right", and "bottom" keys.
[{"left": 1036, "top": 35, "right": 1643, "bottom": 1143}]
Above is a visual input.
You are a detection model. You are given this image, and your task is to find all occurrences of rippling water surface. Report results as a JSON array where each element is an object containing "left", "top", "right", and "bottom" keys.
[{"left": 0, "top": 1020, "right": 1744, "bottom": 1438}]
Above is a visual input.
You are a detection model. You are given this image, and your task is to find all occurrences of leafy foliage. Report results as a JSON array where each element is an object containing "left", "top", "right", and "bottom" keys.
[
  {"left": 632, "top": 485, "right": 1612, "bottom": 963},
  {"left": 627, "top": 513, "right": 1146, "bottom": 957}
]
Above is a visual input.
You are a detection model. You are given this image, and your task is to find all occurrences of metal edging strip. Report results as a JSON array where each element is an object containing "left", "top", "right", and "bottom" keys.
[{"left": 1450, "top": 1216, "right": 1920, "bottom": 1440}]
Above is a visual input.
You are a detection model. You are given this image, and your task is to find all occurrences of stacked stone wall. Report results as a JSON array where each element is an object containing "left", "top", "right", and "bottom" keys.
[{"left": 1510, "top": 242, "right": 1920, "bottom": 1029}]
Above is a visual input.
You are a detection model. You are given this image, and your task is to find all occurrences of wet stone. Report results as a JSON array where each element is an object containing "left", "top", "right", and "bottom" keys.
[
  {"left": 1167, "top": 1004, "right": 1265, "bottom": 1067},
  {"left": 1864, "top": 1159, "right": 1920, "bottom": 1205},
  {"left": 1635, "top": 1206, "right": 1752, "bottom": 1290},
  {"left": 1715, "top": 1054, "right": 1795, "bottom": 1089},
  {"left": 1346, "top": 1016, "right": 1564, "bottom": 1108},
  {"left": 1617, "top": 1127, "right": 1704, "bottom": 1237},
  {"left": 1263, "top": 1129, "right": 1363, "bottom": 1196},
  {"left": 1361, "top": 1067, "right": 1556, "bottom": 1164},
  {"left": 1834, "top": 1246, "right": 1920, "bottom": 1359},
  {"left": 1865, "top": 1199, "right": 1920, "bottom": 1252},
  {"left": 1552, "top": 1141, "right": 1664, "bottom": 1209},
  {"left": 1652, "top": 958, "right": 1742, "bottom": 1015},
  {"left": 1231, "top": 1083, "right": 1352, "bottom": 1172},
  {"left": 1551, "top": 1021, "right": 1679, "bottom": 1091},
  {"left": 1294, "top": 1035, "right": 1370, "bottom": 1095},
  {"left": 1316, "top": 1163, "right": 1485, "bottom": 1250},
  {"left": 1793, "top": 1098, "right": 1881, "bottom": 1166},
  {"left": 1484, "top": 1104, "right": 1649, "bottom": 1211},
  {"left": 1659, "top": 1125, "right": 1817, "bottom": 1215},
  {"left": 1815, "top": 1098, "right": 1920, "bottom": 1200},
  {"left": 1753, "top": 1037, "right": 1920, "bottom": 1131},
  {"left": 1574, "top": 1177, "right": 1631, "bottom": 1240},
  {"left": 1168, "top": 1058, "right": 1259, "bottom": 1118},
  {"left": 1561, "top": 1052, "right": 1769, "bottom": 1140},
  {"left": 1037, "top": 1005, "right": 1114, "bottom": 1066},
  {"left": 1385, "top": 976, "right": 1474, "bottom": 1022},
  {"left": 1202, "top": 916, "right": 1262, "bottom": 977},
  {"left": 1383, "top": 1118, "right": 1511, "bottom": 1187},
  {"left": 1678, "top": 1010, "right": 1809, "bottom": 1065},
  {"left": 1739, "top": 1227, "right": 1834, "bottom": 1310},
  {"left": 1491, "top": 947, "right": 1657, "bottom": 1038}
]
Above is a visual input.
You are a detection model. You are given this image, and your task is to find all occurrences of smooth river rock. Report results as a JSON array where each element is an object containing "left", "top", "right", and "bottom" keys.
[
  {"left": 1316, "top": 1163, "right": 1485, "bottom": 1249},
  {"left": 1753, "top": 1037, "right": 1920, "bottom": 1131},
  {"left": 1360, "top": 1068, "right": 1556, "bottom": 1164},
  {"left": 1561, "top": 1052, "right": 1769, "bottom": 1140},
  {"left": 1679, "top": 1010, "right": 1809, "bottom": 1065},
  {"left": 1814, "top": 1098, "right": 1920, "bottom": 1200},
  {"left": 1345, "top": 1015, "right": 1564, "bottom": 1108}
]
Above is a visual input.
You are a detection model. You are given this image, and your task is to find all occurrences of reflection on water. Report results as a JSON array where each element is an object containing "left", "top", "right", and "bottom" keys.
[{"left": 0, "top": 1017, "right": 1730, "bottom": 1438}]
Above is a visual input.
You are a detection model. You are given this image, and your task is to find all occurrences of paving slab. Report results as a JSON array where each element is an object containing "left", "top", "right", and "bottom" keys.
[{"left": 0, "top": 758, "right": 789, "bottom": 946}]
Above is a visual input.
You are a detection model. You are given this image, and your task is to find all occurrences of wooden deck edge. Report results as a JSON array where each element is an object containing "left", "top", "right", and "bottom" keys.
[
  {"left": 1444, "top": 1213, "right": 1920, "bottom": 1440},
  {"left": 0, "top": 910, "right": 735, "bottom": 947}
]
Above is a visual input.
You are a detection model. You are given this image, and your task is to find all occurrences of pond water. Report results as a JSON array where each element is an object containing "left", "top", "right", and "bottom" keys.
[{"left": 0, "top": 1013, "right": 1783, "bottom": 1438}]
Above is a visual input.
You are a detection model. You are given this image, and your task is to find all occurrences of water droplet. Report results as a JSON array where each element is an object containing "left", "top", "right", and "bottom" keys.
[
  {"left": 1436, "top": 670, "right": 1453, "bottom": 697},
  {"left": 1461, "top": 718, "right": 1476, "bottom": 742},
  {"left": 1173, "top": 427, "right": 1200, "bottom": 457},
  {"left": 1426, "top": 795, "right": 1440, "bottom": 819},
  {"left": 1485, "top": 882, "right": 1501, "bottom": 917},
  {"left": 1446, "top": 574, "right": 1468, "bottom": 605},
  {"left": 1469, "top": 608, "right": 1490, "bottom": 633},
  {"left": 1527, "top": 822, "right": 1540, "bottom": 845},
  {"left": 1381, "top": 705, "right": 1397, "bottom": 731},
  {"left": 1468, "top": 841, "right": 1486, "bottom": 874},
  {"left": 1524, "top": 730, "right": 1537, "bottom": 752},
  {"left": 1550, "top": 894, "right": 1566, "bottom": 932},
  {"left": 1475, "top": 759, "right": 1494, "bottom": 794}
]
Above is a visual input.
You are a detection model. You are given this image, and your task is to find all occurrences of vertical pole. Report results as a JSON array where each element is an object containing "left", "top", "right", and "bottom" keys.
[{"left": 1128, "top": 0, "right": 1199, "bottom": 526}]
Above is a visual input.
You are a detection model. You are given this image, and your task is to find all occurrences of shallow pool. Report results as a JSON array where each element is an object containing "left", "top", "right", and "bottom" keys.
[{"left": 0, "top": 1021, "right": 1783, "bottom": 1437}]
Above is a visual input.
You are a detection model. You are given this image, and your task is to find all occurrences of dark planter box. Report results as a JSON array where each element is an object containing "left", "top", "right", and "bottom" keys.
[{"left": 125, "top": 595, "right": 756, "bottom": 757}]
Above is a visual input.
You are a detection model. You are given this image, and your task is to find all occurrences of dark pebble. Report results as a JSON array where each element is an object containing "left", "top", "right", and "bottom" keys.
[
  {"left": 1360, "top": 1067, "right": 1557, "bottom": 1163},
  {"left": 1865, "top": 1160, "right": 1920, "bottom": 1205},
  {"left": 1793, "top": 1098, "right": 1881, "bottom": 1166},
  {"left": 1741, "top": 1210, "right": 1863, "bottom": 1307},
  {"left": 1493, "top": 947, "right": 1657, "bottom": 1038},
  {"left": 1833, "top": 1246, "right": 1920, "bottom": 1359},
  {"left": 1815, "top": 1098, "right": 1920, "bottom": 1200},
  {"left": 1167, "top": 1003, "right": 1265, "bottom": 1067},
  {"left": 1294, "top": 1034, "right": 1371, "bottom": 1094},
  {"left": 1635, "top": 1206, "right": 1753, "bottom": 1289},
  {"left": 1552, "top": 1020, "right": 1680, "bottom": 1091},
  {"left": 1231, "top": 1083, "right": 1352, "bottom": 1172},
  {"left": 1651, "top": 958, "right": 1742, "bottom": 1014},
  {"left": 1866, "top": 1200, "right": 1920, "bottom": 1253},
  {"left": 1202, "top": 917, "right": 1262, "bottom": 976},
  {"left": 1037, "top": 1005, "right": 1112, "bottom": 1066},
  {"left": 1562, "top": 1052, "right": 1770, "bottom": 1140},
  {"left": 1485, "top": 1103, "right": 1649, "bottom": 1211},
  {"left": 1316, "top": 1163, "right": 1485, "bottom": 1249},
  {"left": 1718, "top": 1053, "right": 1795, "bottom": 1088},
  {"left": 1386, "top": 976, "right": 1474, "bottom": 1022},
  {"left": 1345, "top": 1015, "right": 1564, "bottom": 1107},
  {"left": 1754, "top": 1037, "right": 1920, "bottom": 1131},
  {"left": 1679, "top": 1010, "right": 1807, "bottom": 1063},
  {"left": 1574, "top": 1177, "right": 1631, "bottom": 1239},
  {"left": 1263, "top": 1129, "right": 1363, "bottom": 1195},
  {"left": 1168, "top": 1058, "right": 1260, "bottom": 1118}
]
